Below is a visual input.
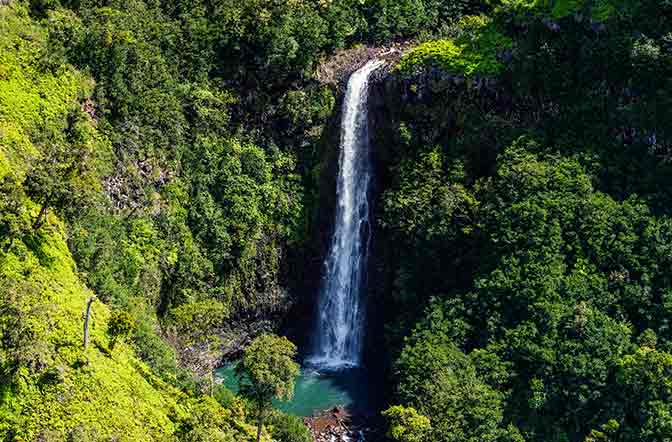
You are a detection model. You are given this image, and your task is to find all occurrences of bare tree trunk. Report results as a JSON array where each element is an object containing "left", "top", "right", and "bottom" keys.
[
  {"left": 83, "top": 297, "right": 96, "bottom": 350},
  {"left": 33, "top": 204, "right": 48, "bottom": 230},
  {"left": 256, "top": 416, "right": 263, "bottom": 442},
  {"left": 256, "top": 407, "right": 266, "bottom": 442}
]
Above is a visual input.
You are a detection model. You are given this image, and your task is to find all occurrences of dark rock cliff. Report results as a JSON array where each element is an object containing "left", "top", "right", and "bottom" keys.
[
  {"left": 281, "top": 60, "right": 508, "bottom": 380},
  {"left": 363, "top": 66, "right": 511, "bottom": 384}
]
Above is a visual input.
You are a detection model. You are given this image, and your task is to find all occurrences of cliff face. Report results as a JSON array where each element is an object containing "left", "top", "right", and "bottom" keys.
[
  {"left": 283, "top": 61, "right": 476, "bottom": 365},
  {"left": 283, "top": 57, "right": 509, "bottom": 375},
  {"left": 283, "top": 100, "right": 342, "bottom": 353},
  {"left": 363, "top": 66, "right": 510, "bottom": 372},
  {"left": 283, "top": 58, "right": 402, "bottom": 359}
]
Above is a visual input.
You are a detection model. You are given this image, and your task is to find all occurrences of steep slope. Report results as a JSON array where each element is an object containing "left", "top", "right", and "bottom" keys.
[
  {"left": 0, "top": 4, "right": 259, "bottom": 440},
  {"left": 0, "top": 221, "right": 262, "bottom": 441}
]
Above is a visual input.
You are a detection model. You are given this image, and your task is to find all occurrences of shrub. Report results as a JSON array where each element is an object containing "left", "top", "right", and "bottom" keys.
[
  {"left": 398, "top": 16, "right": 512, "bottom": 76},
  {"left": 269, "top": 412, "right": 312, "bottom": 442},
  {"left": 107, "top": 310, "right": 135, "bottom": 349},
  {"left": 383, "top": 405, "right": 431, "bottom": 442}
]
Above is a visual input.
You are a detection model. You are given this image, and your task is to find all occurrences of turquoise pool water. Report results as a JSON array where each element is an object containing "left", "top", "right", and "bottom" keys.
[{"left": 216, "top": 365, "right": 375, "bottom": 417}]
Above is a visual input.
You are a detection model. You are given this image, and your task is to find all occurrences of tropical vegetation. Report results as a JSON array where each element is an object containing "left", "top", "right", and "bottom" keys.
[{"left": 1, "top": 0, "right": 672, "bottom": 440}]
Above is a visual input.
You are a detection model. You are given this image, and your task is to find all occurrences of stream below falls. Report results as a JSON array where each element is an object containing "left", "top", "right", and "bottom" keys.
[{"left": 216, "top": 364, "right": 380, "bottom": 417}]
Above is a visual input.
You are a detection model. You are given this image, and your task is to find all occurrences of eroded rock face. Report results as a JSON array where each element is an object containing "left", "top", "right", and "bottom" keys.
[
  {"left": 315, "top": 43, "right": 412, "bottom": 90},
  {"left": 304, "top": 407, "right": 378, "bottom": 442}
]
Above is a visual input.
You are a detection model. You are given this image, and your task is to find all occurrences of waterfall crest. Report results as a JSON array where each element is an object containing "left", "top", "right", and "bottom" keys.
[{"left": 308, "top": 59, "right": 383, "bottom": 370}]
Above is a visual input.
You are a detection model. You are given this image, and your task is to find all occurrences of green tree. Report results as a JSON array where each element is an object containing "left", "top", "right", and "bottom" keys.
[
  {"left": 395, "top": 323, "right": 521, "bottom": 442},
  {"left": 107, "top": 310, "right": 135, "bottom": 350},
  {"left": 24, "top": 111, "right": 103, "bottom": 230},
  {"left": 235, "top": 334, "right": 300, "bottom": 442},
  {"left": 268, "top": 412, "right": 312, "bottom": 442},
  {"left": 617, "top": 348, "right": 672, "bottom": 440},
  {"left": 0, "top": 176, "right": 29, "bottom": 251},
  {"left": 383, "top": 405, "right": 431, "bottom": 442}
]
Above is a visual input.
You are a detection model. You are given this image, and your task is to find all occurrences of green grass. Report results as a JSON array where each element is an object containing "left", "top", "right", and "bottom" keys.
[{"left": 397, "top": 16, "right": 512, "bottom": 77}]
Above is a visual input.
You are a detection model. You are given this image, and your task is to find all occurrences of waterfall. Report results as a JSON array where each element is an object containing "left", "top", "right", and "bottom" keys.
[{"left": 308, "top": 59, "right": 383, "bottom": 370}]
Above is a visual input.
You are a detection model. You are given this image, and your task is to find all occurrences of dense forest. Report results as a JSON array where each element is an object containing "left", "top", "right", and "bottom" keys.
[{"left": 1, "top": 0, "right": 672, "bottom": 440}]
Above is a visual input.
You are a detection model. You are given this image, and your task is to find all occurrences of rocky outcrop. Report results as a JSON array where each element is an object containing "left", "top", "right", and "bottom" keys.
[
  {"left": 316, "top": 43, "right": 413, "bottom": 90},
  {"left": 304, "top": 407, "right": 381, "bottom": 442}
]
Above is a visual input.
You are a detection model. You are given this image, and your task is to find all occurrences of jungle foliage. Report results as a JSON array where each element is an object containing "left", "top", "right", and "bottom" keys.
[
  {"left": 376, "top": 0, "right": 672, "bottom": 440},
  {"left": 2, "top": 0, "right": 672, "bottom": 440}
]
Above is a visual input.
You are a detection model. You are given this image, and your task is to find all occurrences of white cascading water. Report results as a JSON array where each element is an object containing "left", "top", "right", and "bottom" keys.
[{"left": 308, "top": 59, "right": 383, "bottom": 370}]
